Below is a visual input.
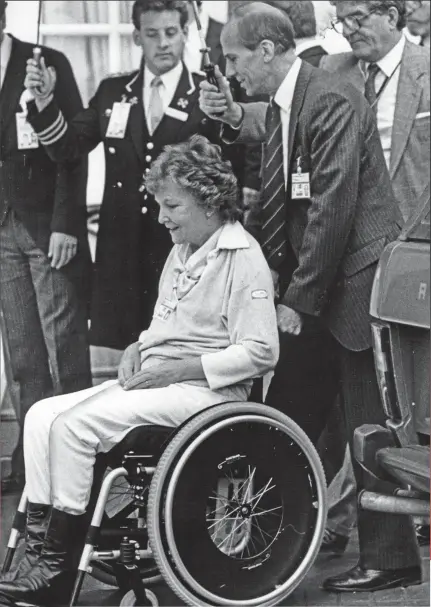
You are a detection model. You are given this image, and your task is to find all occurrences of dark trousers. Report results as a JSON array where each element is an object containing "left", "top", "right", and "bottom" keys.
[
  {"left": 265, "top": 324, "right": 420, "bottom": 570},
  {"left": 265, "top": 320, "right": 339, "bottom": 445},
  {"left": 0, "top": 211, "right": 91, "bottom": 477}
]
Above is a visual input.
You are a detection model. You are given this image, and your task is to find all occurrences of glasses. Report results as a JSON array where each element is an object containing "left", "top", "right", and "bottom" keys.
[{"left": 331, "top": 8, "right": 383, "bottom": 34}]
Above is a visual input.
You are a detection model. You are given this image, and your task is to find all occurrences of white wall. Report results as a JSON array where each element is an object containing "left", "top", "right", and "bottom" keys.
[{"left": 5, "top": 0, "right": 39, "bottom": 42}]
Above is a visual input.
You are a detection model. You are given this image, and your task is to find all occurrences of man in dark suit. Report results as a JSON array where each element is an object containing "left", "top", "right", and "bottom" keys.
[
  {"left": 200, "top": 1, "right": 422, "bottom": 593},
  {"left": 25, "top": 0, "right": 222, "bottom": 352},
  {"left": 185, "top": 1, "right": 264, "bottom": 209},
  {"left": 0, "top": 0, "right": 91, "bottom": 495},
  {"left": 322, "top": 0, "right": 430, "bottom": 223}
]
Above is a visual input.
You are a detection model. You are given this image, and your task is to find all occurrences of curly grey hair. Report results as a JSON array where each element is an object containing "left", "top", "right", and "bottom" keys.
[{"left": 145, "top": 135, "right": 243, "bottom": 223}]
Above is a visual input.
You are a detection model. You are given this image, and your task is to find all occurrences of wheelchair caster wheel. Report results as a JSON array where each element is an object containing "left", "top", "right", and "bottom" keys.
[{"left": 120, "top": 589, "right": 159, "bottom": 606}]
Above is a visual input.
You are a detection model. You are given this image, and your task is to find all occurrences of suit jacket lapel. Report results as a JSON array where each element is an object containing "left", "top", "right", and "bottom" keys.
[
  {"left": 389, "top": 42, "right": 424, "bottom": 179},
  {"left": 287, "top": 61, "right": 314, "bottom": 171},
  {"left": 0, "top": 37, "right": 27, "bottom": 137},
  {"left": 124, "top": 69, "right": 145, "bottom": 163}
]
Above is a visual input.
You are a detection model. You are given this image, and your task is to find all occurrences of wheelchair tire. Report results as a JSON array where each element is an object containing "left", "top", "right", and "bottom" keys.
[
  {"left": 90, "top": 560, "right": 162, "bottom": 589},
  {"left": 120, "top": 589, "right": 159, "bottom": 606},
  {"left": 147, "top": 402, "right": 327, "bottom": 606}
]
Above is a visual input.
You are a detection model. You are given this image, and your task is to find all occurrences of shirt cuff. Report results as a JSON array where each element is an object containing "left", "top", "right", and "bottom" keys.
[{"left": 201, "top": 345, "right": 256, "bottom": 391}]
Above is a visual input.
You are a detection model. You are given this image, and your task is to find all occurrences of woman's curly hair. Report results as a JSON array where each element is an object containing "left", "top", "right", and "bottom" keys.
[{"left": 145, "top": 135, "right": 243, "bottom": 223}]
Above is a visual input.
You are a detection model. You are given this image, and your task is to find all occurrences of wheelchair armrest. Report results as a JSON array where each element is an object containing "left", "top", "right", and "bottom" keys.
[{"left": 354, "top": 424, "right": 397, "bottom": 482}]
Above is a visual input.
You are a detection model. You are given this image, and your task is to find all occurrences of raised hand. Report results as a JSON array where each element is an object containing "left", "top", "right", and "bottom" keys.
[
  {"left": 199, "top": 65, "right": 243, "bottom": 126},
  {"left": 25, "top": 56, "right": 57, "bottom": 102}
]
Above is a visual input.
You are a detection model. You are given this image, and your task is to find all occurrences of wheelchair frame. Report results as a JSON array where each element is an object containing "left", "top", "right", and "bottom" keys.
[{"left": 3, "top": 402, "right": 328, "bottom": 607}]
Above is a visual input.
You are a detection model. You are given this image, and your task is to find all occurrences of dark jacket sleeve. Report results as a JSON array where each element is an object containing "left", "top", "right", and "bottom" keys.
[
  {"left": 282, "top": 92, "right": 360, "bottom": 315},
  {"left": 40, "top": 49, "right": 88, "bottom": 237},
  {"left": 28, "top": 75, "right": 103, "bottom": 165}
]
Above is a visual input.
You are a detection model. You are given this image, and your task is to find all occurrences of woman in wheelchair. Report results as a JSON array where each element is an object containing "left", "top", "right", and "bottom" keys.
[{"left": 0, "top": 135, "right": 279, "bottom": 606}]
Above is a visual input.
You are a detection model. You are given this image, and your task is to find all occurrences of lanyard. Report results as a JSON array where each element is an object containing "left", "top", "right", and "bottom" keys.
[{"left": 369, "top": 59, "right": 402, "bottom": 111}]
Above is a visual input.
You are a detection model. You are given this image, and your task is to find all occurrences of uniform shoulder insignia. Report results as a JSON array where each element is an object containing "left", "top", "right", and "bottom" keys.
[{"left": 106, "top": 69, "right": 137, "bottom": 80}]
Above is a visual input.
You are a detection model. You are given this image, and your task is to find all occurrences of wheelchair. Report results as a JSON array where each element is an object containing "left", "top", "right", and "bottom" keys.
[{"left": 2, "top": 401, "right": 327, "bottom": 606}]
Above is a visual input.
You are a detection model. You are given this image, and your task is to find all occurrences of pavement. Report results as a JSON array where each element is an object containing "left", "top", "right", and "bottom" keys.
[{"left": 1, "top": 491, "right": 430, "bottom": 607}]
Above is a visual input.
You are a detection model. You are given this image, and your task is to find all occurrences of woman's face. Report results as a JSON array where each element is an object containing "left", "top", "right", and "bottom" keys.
[{"left": 155, "top": 179, "right": 222, "bottom": 250}]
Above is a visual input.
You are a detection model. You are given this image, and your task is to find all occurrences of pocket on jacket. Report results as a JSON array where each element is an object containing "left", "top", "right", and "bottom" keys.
[
  {"left": 342, "top": 236, "right": 387, "bottom": 277},
  {"left": 414, "top": 115, "right": 430, "bottom": 142}
]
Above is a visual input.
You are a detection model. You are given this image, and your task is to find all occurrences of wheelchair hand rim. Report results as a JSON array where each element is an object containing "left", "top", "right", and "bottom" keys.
[{"left": 161, "top": 413, "right": 327, "bottom": 606}]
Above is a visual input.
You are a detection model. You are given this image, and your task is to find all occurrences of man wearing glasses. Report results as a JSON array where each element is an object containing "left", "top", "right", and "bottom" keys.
[{"left": 321, "top": 1, "right": 430, "bottom": 224}]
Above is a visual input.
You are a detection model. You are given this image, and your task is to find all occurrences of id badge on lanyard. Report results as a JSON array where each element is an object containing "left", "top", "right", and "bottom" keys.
[
  {"left": 291, "top": 156, "right": 310, "bottom": 200},
  {"left": 154, "top": 282, "right": 179, "bottom": 322},
  {"left": 106, "top": 102, "right": 131, "bottom": 139}
]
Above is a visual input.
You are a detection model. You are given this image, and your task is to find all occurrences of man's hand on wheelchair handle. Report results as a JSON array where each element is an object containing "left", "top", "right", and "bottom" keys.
[
  {"left": 276, "top": 304, "right": 303, "bottom": 336},
  {"left": 118, "top": 342, "right": 141, "bottom": 386}
]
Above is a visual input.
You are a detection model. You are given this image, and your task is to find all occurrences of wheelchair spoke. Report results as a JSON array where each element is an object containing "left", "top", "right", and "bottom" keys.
[{"left": 251, "top": 505, "right": 283, "bottom": 517}]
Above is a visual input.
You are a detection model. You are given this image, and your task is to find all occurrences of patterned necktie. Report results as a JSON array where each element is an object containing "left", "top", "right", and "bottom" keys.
[
  {"left": 261, "top": 100, "right": 287, "bottom": 269},
  {"left": 149, "top": 76, "right": 164, "bottom": 135},
  {"left": 364, "top": 63, "right": 380, "bottom": 112}
]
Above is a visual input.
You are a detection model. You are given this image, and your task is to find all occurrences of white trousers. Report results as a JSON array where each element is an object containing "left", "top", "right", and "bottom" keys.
[{"left": 23, "top": 380, "right": 239, "bottom": 515}]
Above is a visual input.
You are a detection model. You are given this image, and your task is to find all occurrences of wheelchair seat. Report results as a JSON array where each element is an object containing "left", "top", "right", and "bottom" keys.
[
  {"left": 104, "top": 425, "right": 173, "bottom": 469},
  {"left": 376, "top": 445, "right": 430, "bottom": 494}
]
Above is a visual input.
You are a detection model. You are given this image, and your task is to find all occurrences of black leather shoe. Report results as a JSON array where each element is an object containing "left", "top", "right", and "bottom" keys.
[
  {"left": 320, "top": 528, "right": 349, "bottom": 555},
  {"left": 1, "top": 474, "right": 25, "bottom": 495},
  {"left": 0, "top": 508, "right": 79, "bottom": 606},
  {"left": 322, "top": 564, "right": 422, "bottom": 592}
]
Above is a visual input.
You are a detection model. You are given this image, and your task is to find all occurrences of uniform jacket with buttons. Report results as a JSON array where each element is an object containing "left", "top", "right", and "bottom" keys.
[
  {"left": 28, "top": 63, "right": 221, "bottom": 349},
  {"left": 223, "top": 61, "right": 401, "bottom": 352},
  {"left": 0, "top": 36, "right": 91, "bottom": 304}
]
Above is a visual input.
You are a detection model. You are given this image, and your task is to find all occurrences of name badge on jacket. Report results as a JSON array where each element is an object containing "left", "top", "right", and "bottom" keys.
[
  {"left": 106, "top": 102, "right": 131, "bottom": 138},
  {"left": 154, "top": 297, "right": 177, "bottom": 322},
  {"left": 291, "top": 156, "right": 310, "bottom": 200},
  {"left": 16, "top": 112, "right": 39, "bottom": 150}
]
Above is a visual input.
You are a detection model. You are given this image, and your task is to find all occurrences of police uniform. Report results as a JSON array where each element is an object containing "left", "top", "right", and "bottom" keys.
[{"left": 28, "top": 63, "right": 220, "bottom": 350}]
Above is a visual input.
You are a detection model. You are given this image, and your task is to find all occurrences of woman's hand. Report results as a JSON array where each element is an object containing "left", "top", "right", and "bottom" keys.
[
  {"left": 122, "top": 361, "right": 186, "bottom": 391},
  {"left": 118, "top": 342, "right": 141, "bottom": 386}
]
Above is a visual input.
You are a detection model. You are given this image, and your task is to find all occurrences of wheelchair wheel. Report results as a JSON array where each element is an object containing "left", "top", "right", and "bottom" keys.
[
  {"left": 148, "top": 402, "right": 327, "bottom": 606},
  {"left": 120, "top": 589, "right": 159, "bottom": 606}
]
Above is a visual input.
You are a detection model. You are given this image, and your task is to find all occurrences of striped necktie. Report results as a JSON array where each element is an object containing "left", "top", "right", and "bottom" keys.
[
  {"left": 149, "top": 76, "right": 164, "bottom": 135},
  {"left": 261, "top": 100, "right": 287, "bottom": 269},
  {"left": 364, "top": 63, "right": 380, "bottom": 112}
]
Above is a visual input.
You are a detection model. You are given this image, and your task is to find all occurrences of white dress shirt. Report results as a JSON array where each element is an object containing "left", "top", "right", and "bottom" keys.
[
  {"left": 143, "top": 62, "right": 183, "bottom": 132},
  {"left": 363, "top": 36, "right": 405, "bottom": 168},
  {"left": 0, "top": 33, "right": 13, "bottom": 91},
  {"left": 273, "top": 58, "right": 303, "bottom": 185}
]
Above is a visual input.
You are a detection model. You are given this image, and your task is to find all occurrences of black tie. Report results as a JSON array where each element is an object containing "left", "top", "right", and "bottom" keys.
[
  {"left": 364, "top": 63, "right": 380, "bottom": 111},
  {"left": 260, "top": 100, "right": 287, "bottom": 269}
]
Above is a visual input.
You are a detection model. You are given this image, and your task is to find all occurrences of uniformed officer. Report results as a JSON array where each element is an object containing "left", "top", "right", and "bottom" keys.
[{"left": 25, "top": 0, "right": 221, "bottom": 351}]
